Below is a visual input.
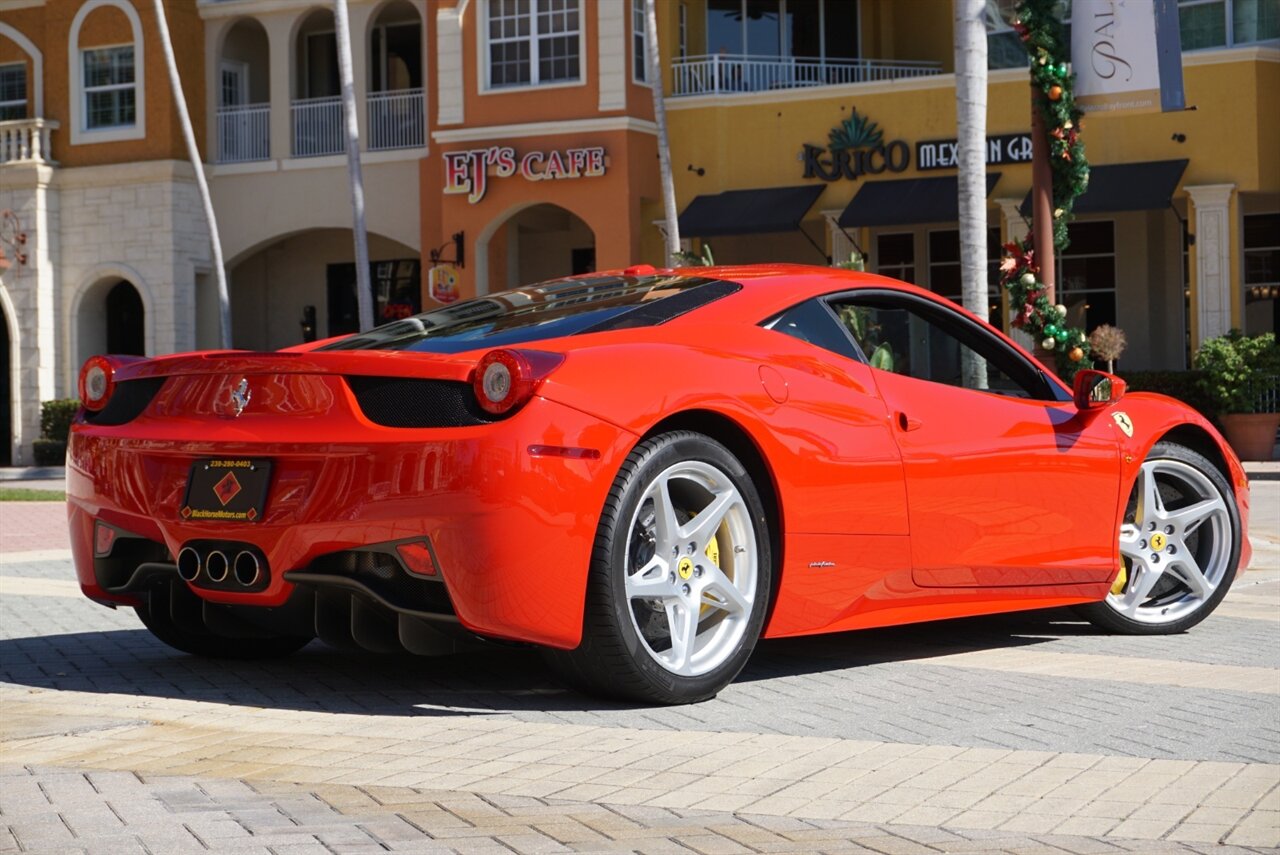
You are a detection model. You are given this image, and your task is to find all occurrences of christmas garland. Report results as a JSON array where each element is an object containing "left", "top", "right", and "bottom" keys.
[{"left": 1002, "top": 0, "right": 1092, "bottom": 377}]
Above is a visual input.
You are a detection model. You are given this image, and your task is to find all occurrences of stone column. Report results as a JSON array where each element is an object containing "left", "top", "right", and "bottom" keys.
[
  {"left": 264, "top": 15, "right": 293, "bottom": 161},
  {"left": 995, "top": 198, "right": 1029, "bottom": 244},
  {"left": 823, "top": 211, "right": 856, "bottom": 267},
  {"left": 435, "top": 7, "right": 465, "bottom": 126},
  {"left": 597, "top": 0, "right": 626, "bottom": 111},
  {"left": 0, "top": 163, "right": 60, "bottom": 464},
  {"left": 348, "top": 3, "right": 374, "bottom": 151},
  {"left": 1186, "top": 184, "right": 1236, "bottom": 346}
]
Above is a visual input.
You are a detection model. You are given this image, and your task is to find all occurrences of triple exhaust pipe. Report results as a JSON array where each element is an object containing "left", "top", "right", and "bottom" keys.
[{"left": 177, "top": 545, "right": 263, "bottom": 588}]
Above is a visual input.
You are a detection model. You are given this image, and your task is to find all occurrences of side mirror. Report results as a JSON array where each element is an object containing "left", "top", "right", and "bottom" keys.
[{"left": 1073, "top": 369, "right": 1127, "bottom": 410}]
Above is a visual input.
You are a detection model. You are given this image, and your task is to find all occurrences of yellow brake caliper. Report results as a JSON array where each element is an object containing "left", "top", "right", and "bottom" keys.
[{"left": 1111, "top": 560, "right": 1129, "bottom": 596}]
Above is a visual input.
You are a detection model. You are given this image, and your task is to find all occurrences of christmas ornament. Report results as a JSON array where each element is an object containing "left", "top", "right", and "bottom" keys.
[
  {"left": 1020, "top": 273, "right": 1036, "bottom": 287},
  {"left": 1042, "top": 338, "right": 1056, "bottom": 350},
  {"left": 1055, "top": 303, "right": 1067, "bottom": 316},
  {"left": 1049, "top": 85, "right": 1063, "bottom": 101},
  {"left": 1069, "top": 346, "right": 1084, "bottom": 362}
]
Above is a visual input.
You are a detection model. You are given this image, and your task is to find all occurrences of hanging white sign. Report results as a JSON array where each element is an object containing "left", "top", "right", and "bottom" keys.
[{"left": 1072, "top": 0, "right": 1184, "bottom": 115}]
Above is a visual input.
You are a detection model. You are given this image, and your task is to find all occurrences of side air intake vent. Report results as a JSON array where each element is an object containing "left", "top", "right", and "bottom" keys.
[
  {"left": 346, "top": 376, "right": 497, "bottom": 428},
  {"left": 83, "top": 377, "right": 167, "bottom": 426}
]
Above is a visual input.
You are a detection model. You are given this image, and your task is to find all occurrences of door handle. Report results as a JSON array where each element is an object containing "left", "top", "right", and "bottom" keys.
[{"left": 896, "top": 411, "right": 923, "bottom": 432}]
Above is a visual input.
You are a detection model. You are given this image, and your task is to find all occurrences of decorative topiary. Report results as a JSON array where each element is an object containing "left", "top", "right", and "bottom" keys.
[
  {"left": 40, "top": 398, "right": 80, "bottom": 444},
  {"left": 1194, "top": 331, "right": 1280, "bottom": 415}
]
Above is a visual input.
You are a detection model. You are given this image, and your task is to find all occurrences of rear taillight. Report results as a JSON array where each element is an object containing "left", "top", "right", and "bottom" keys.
[
  {"left": 78, "top": 356, "right": 117, "bottom": 412},
  {"left": 472, "top": 349, "right": 564, "bottom": 416}
]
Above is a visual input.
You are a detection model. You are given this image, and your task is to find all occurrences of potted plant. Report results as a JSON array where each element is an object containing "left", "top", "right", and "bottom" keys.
[{"left": 1194, "top": 331, "right": 1280, "bottom": 461}]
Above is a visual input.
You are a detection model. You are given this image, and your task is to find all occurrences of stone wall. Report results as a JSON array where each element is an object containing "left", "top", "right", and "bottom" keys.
[{"left": 1, "top": 159, "right": 210, "bottom": 465}]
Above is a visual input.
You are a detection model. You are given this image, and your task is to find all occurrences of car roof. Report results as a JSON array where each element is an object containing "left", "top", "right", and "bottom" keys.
[{"left": 636, "top": 263, "right": 958, "bottom": 324}]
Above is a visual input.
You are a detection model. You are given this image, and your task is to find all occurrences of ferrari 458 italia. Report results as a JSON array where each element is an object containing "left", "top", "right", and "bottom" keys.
[{"left": 68, "top": 265, "right": 1251, "bottom": 704}]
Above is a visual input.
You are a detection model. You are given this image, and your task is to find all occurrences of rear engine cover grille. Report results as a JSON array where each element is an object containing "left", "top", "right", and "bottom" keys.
[{"left": 345, "top": 376, "right": 495, "bottom": 428}]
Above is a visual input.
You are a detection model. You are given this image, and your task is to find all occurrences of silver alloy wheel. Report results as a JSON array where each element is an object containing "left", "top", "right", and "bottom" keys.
[
  {"left": 1108, "top": 458, "right": 1232, "bottom": 625},
  {"left": 624, "top": 460, "right": 758, "bottom": 677}
]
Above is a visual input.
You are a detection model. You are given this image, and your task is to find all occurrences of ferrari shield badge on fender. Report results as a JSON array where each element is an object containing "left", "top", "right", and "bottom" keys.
[
  {"left": 1112, "top": 411, "right": 1134, "bottom": 437},
  {"left": 230, "top": 378, "right": 251, "bottom": 417}
]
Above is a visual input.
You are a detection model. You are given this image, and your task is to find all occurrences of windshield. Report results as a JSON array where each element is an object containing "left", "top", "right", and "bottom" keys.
[{"left": 320, "top": 274, "right": 737, "bottom": 353}]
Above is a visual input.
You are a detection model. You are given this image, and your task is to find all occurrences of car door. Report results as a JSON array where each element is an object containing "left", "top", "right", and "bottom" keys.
[{"left": 832, "top": 290, "right": 1123, "bottom": 588}]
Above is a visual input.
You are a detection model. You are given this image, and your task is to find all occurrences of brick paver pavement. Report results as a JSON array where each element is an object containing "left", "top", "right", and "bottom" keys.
[
  {"left": 0, "top": 501, "right": 69, "bottom": 554},
  {"left": 1, "top": 474, "right": 1277, "bottom": 854}
]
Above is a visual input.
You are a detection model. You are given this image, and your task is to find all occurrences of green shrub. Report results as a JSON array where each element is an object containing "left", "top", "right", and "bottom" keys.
[
  {"left": 1193, "top": 331, "right": 1280, "bottom": 414},
  {"left": 32, "top": 439, "right": 67, "bottom": 466},
  {"left": 40, "top": 398, "right": 80, "bottom": 443},
  {"left": 1121, "top": 370, "right": 1216, "bottom": 420}
]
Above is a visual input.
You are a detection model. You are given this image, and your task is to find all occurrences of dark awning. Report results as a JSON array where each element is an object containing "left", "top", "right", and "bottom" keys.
[
  {"left": 1020, "top": 159, "right": 1189, "bottom": 216},
  {"left": 678, "top": 185, "right": 825, "bottom": 237},
  {"left": 838, "top": 173, "right": 1002, "bottom": 228}
]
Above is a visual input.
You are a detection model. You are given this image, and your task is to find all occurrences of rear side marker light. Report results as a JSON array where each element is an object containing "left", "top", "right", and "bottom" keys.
[
  {"left": 528, "top": 445, "right": 601, "bottom": 460},
  {"left": 472, "top": 349, "right": 565, "bottom": 416},
  {"left": 396, "top": 541, "right": 438, "bottom": 576}
]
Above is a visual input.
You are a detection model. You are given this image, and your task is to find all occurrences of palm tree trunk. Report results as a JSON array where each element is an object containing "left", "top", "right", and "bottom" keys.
[
  {"left": 151, "top": 0, "right": 231, "bottom": 348},
  {"left": 645, "top": 0, "right": 681, "bottom": 265},
  {"left": 954, "top": 0, "right": 988, "bottom": 388},
  {"left": 333, "top": 0, "right": 374, "bottom": 332}
]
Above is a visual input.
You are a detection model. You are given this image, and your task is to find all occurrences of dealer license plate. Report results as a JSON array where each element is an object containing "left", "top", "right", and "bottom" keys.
[{"left": 180, "top": 459, "right": 272, "bottom": 523}]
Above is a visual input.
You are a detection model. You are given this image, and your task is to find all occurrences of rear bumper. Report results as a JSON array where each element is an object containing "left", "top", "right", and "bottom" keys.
[{"left": 67, "top": 395, "right": 636, "bottom": 648}]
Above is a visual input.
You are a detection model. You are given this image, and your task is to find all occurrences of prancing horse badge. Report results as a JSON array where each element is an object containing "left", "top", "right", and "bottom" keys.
[
  {"left": 1111, "top": 411, "right": 1133, "bottom": 437},
  {"left": 230, "top": 378, "right": 251, "bottom": 417}
]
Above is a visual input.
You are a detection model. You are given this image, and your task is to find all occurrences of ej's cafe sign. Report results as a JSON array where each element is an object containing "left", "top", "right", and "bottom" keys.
[{"left": 443, "top": 145, "right": 607, "bottom": 204}]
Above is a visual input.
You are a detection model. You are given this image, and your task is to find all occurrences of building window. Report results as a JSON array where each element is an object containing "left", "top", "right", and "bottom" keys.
[
  {"left": 1056, "top": 220, "right": 1117, "bottom": 335},
  {"left": 0, "top": 63, "right": 26, "bottom": 120},
  {"left": 985, "top": 0, "right": 1076, "bottom": 68},
  {"left": 877, "top": 233, "right": 915, "bottom": 284},
  {"left": 1243, "top": 212, "right": 1280, "bottom": 335},
  {"left": 927, "top": 228, "right": 1004, "bottom": 328},
  {"left": 82, "top": 46, "right": 136, "bottom": 129},
  {"left": 705, "top": 0, "right": 858, "bottom": 60},
  {"left": 633, "top": 0, "right": 648, "bottom": 81},
  {"left": 1179, "top": 0, "right": 1280, "bottom": 50},
  {"left": 486, "top": 0, "right": 582, "bottom": 89}
]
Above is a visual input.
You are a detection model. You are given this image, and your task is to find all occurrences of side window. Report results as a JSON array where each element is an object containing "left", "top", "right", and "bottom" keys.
[
  {"left": 833, "top": 296, "right": 1052, "bottom": 400},
  {"left": 764, "top": 299, "right": 860, "bottom": 362}
]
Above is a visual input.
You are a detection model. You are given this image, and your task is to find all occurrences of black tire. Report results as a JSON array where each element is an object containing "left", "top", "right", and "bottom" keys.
[
  {"left": 135, "top": 600, "right": 313, "bottom": 660},
  {"left": 1076, "top": 441, "right": 1241, "bottom": 635},
  {"left": 544, "top": 431, "right": 772, "bottom": 704}
]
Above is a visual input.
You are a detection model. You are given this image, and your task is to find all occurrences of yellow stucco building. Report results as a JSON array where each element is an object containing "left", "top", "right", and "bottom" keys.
[{"left": 642, "top": 0, "right": 1279, "bottom": 372}]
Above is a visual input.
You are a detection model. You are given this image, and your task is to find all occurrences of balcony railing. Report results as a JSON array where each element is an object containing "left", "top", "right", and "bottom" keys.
[
  {"left": 291, "top": 95, "right": 343, "bottom": 158},
  {"left": 671, "top": 54, "right": 943, "bottom": 96},
  {"left": 368, "top": 88, "right": 424, "bottom": 152},
  {"left": 217, "top": 104, "right": 269, "bottom": 163},
  {"left": 0, "top": 118, "right": 59, "bottom": 165}
]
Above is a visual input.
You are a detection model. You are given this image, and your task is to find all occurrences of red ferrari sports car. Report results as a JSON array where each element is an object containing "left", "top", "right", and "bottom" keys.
[{"left": 67, "top": 265, "right": 1251, "bottom": 704}]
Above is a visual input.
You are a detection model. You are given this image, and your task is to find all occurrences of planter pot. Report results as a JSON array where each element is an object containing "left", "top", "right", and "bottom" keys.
[{"left": 1219, "top": 413, "right": 1280, "bottom": 461}]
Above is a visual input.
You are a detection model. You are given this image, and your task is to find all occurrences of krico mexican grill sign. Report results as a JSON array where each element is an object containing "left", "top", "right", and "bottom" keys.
[
  {"left": 801, "top": 109, "right": 910, "bottom": 182},
  {"left": 444, "top": 146, "right": 607, "bottom": 204}
]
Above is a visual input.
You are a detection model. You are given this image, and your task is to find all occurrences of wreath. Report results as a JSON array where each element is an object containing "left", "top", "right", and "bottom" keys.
[{"left": 1001, "top": 0, "right": 1092, "bottom": 378}]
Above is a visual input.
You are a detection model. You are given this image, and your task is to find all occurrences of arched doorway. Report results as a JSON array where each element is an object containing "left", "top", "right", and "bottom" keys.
[
  {"left": 0, "top": 298, "right": 11, "bottom": 466},
  {"left": 216, "top": 18, "right": 271, "bottom": 162},
  {"left": 78, "top": 278, "right": 145, "bottom": 366},
  {"left": 485, "top": 204, "right": 596, "bottom": 293},
  {"left": 229, "top": 228, "right": 421, "bottom": 351},
  {"left": 367, "top": 0, "right": 424, "bottom": 151}
]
